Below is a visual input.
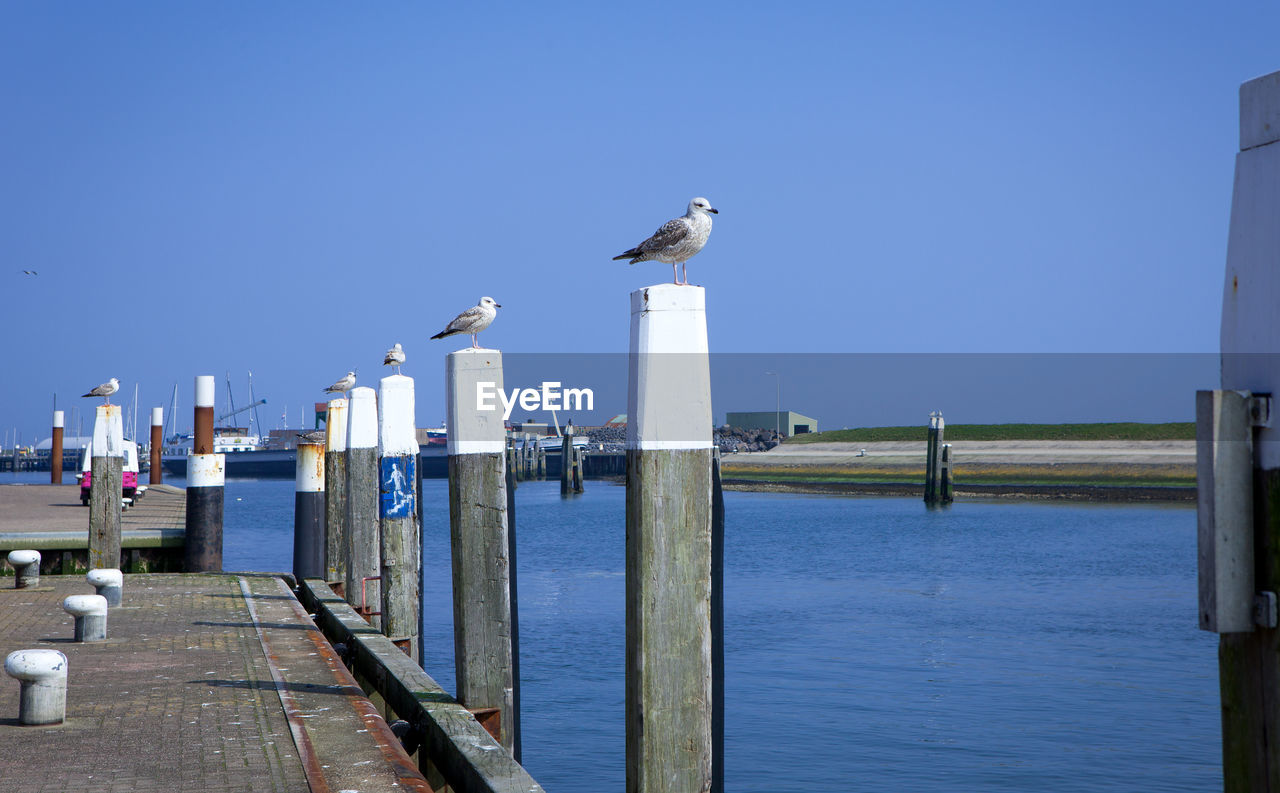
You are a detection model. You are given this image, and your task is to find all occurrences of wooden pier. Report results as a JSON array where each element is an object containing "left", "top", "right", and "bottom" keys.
[{"left": 0, "top": 482, "right": 546, "bottom": 792}]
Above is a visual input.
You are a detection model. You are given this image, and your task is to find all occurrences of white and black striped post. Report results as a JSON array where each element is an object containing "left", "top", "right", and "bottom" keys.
[
  {"left": 293, "top": 438, "right": 325, "bottom": 582},
  {"left": 379, "top": 374, "right": 421, "bottom": 663},
  {"left": 344, "top": 386, "right": 380, "bottom": 627},
  {"left": 446, "top": 348, "right": 519, "bottom": 756},
  {"left": 88, "top": 404, "right": 124, "bottom": 570},
  {"left": 625, "top": 283, "right": 715, "bottom": 793},
  {"left": 324, "top": 398, "right": 348, "bottom": 589},
  {"left": 185, "top": 376, "right": 224, "bottom": 572}
]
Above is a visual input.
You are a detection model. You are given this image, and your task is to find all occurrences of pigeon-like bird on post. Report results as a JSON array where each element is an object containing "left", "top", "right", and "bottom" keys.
[
  {"left": 82, "top": 378, "right": 120, "bottom": 404},
  {"left": 431, "top": 297, "right": 501, "bottom": 349},
  {"left": 613, "top": 197, "right": 718, "bottom": 285}
]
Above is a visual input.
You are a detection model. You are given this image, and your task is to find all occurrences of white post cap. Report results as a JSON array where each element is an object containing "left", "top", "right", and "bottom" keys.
[
  {"left": 151, "top": 407, "right": 163, "bottom": 426},
  {"left": 86, "top": 569, "right": 123, "bottom": 588},
  {"left": 4, "top": 649, "right": 67, "bottom": 681},
  {"left": 92, "top": 404, "right": 125, "bottom": 458},
  {"left": 195, "top": 375, "right": 216, "bottom": 408},
  {"left": 379, "top": 374, "right": 420, "bottom": 456},
  {"left": 325, "top": 398, "right": 349, "bottom": 453},
  {"left": 188, "top": 453, "right": 225, "bottom": 488},
  {"left": 7, "top": 550, "right": 40, "bottom": 567},
  {"left": 446, "top": 348, "right": 507, "bottom": 454},
  {"left": 52, "top": 411, "right": 65, "bottom": 429},
  {"left": 626, "top": 284, "right": 712, "bottom": 450},
  {"left": 62, "top": 594, "right": 109, "bottom": 617},
  {"left": 346, "top": 387, "right": 378, "bottom": 450},
  {"left": 295, "top": 441, "right": 325, "bottom": 493}
]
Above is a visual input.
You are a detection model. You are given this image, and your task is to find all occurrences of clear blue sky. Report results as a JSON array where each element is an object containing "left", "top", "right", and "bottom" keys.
[{"left": 2, "top": 2, "right": 1275, "bottom": 442}]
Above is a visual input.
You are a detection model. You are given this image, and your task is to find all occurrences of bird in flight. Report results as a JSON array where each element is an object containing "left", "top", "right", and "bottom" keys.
[
  {"left": 21, "top": 270, "right": 37, "bottom": 276},
  {"left": 324, "top": 371, "right": 356, "bottom": 396},
  {"left": 383, "top": 343, "right": 406, "bottom": 375},
  {"left": 82, "top": 378, "right": 120, "bottom": 404},
  {"left": 613, "top": 197, "right": 718, "bottom": 285},
  {"left": 431, "top": 297, "right": 501, "bottom": 349}
]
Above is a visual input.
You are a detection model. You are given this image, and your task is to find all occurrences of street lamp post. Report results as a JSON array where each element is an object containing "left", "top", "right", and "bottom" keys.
[{"left": 764, "top": 372, "right": 780, "bottom": 438}]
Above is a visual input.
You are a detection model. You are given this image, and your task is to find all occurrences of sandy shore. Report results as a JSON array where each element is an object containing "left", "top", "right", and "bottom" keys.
[{"left": 727, "top": 440, "right": 1196, "bottom": 467}]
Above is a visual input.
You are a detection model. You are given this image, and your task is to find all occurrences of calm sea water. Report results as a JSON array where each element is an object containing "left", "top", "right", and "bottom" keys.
[{"left": 3, "top": 472, "right": 1220, "bottom": 791}]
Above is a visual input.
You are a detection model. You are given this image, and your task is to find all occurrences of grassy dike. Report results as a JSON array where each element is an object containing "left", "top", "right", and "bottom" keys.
[{"left": 718, "top": 423, "right": 1197, "bottom": 500}]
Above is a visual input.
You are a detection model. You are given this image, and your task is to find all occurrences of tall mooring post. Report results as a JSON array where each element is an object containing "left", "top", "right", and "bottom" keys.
[
  {"left": 446, "top": 348, "right": 519, "bottom": 756},
  {"left": 149, "top": 407, "right": 163, "bottom": 485},
  {"left": 185, "top": 376, "right": 224, "bottom": 572},
  {"left": 88, "top": 404, "right": 124, "bottom": 569},
  {"left": 924, "top": 412, "right": 951, "bottom": 505},
  {"left": 1203, "top": 68, "right": 1280, "bottom": 791},
  {"left": 324, "top": 398, "right": 349, "bottom": 592},
  {"left": 625, "top": 283, "right": 714, "bottom": 793},
  {"left": 50, "top": 410, "right": 64, "bottom": 484},
  {"left": 379, "top": 374, "right": 421, "bottom": 664},
  {"left": 293, "top": 439, "right": 325, "bottom": 581},
  {"left": 345, "top": 387, "right": 380, "bottom": 627}
]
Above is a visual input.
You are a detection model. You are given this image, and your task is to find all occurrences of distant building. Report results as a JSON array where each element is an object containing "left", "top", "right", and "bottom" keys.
[{"left": 724, "top": 411, "right": 818, "bottom": 436}]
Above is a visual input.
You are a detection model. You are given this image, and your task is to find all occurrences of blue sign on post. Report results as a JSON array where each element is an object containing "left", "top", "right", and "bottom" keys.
[{"left": 379, "top": 455, "right": 417, "bottom": 519}]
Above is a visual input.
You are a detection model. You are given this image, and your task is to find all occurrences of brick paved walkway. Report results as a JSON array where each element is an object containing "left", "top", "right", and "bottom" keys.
[{"left": 0, "top": 573, "right": 430, "bottom": 792}]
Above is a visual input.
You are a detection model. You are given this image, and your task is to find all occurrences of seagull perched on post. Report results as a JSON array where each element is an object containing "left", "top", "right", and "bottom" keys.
[
  {"left": 82, "top": 378, "right": 120, "bottom": 404},
  {"left": 383, "top": 343, "right": 406, "bottom": 375},
  {"left": 613, "top": 197, "right": 718, "bottom": 286},
  {"left": 431, "top": 297, "right": 501, "bottom": 349},
  {"left": 324, "top": 371, "right": 356, "bottom": 396}
]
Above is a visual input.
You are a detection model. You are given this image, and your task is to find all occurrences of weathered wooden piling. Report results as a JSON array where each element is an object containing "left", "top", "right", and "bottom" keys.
[
  {"left": 506, "top": 436, "right": 519, "bottom": 487},
  {"left": 88, "top": 404, "right": 124, "bottom": 570},
  {"left": 560, "top": 427, "right": 573, "bottom": 495},
  {"left": 572, "top": 445, "right": 584, "bottom": 493},
  {"left": 1206, "top": 68, "right": 1280, "bottom": 791},
  {"left": 446, "top": 348, "right": 519, "bottom": 755},
  {"left": 711, "top": 447, "right": 725, "bottom": 793},
  {"left": 149, "top": 407, "right": 163, "bottom": 485},
  {"left": 345, "top": 386, "right": 380, "bottom": 628},
  {"left": 378, "top": 374, "right": 421, "bottom": 664},
  {"left": 184, "top": 376, "right": 223, "bottom": 572},
  {"left": 924, "top": 412, "right": 951, "bottom": 504},
  {"left": 293, "top": 438, "right": 325, "bottom": 582},
  {"left": 625, "top": 283, "right": 714, "bottom": 793},
  {"left": 324, "top": 398, "right": 349, "bottom": 590},
  {"left": 50, "top": 410, "right": 64, "bottom": 484}
]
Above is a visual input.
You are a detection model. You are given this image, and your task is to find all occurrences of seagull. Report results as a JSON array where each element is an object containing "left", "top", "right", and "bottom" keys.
[
  {"left": 21, "top": 270, "right": 37, "bottom": 276},
  {"left": 324, "top": 371, "right": 356, "bottom": 395},
  {"left": 82, "top": 377, "right": 120, "bottom": 404},
  {"left": 613, "top": 197, "right": 718, "bottom": 285},
  {"left": 383, "top": 343, "right": 406, "bottom": 375},
  {"left": 431, "top": 297, "right": 501, "bottom": 349}
]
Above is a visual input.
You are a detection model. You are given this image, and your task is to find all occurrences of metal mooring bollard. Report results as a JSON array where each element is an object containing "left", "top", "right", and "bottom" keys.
[
  {"left": 4, "top": 649, "right": 68, "bottom": 725},
  {"left": 7, "top": 550, "right": 41, "bottom": 588},
  {"left": 86, "top": 568, "right": 123, "bottom": 606},
  {"left": 62, "top": 594, "right": 109, "bottom": 641}
]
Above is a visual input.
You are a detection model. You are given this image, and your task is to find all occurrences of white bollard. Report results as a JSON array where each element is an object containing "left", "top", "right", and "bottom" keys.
[
  {"left": 7, "top": 550, "right": 41, "bottom": 588},
  {"left": 4, "top": 649, "right": 68, "bottom": 725},
  {"left": 86, "top": 568, "right": 123, "bottom": 606},
  {"left": 63, "top": 594, "right": 109, "bottom": 641}
]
